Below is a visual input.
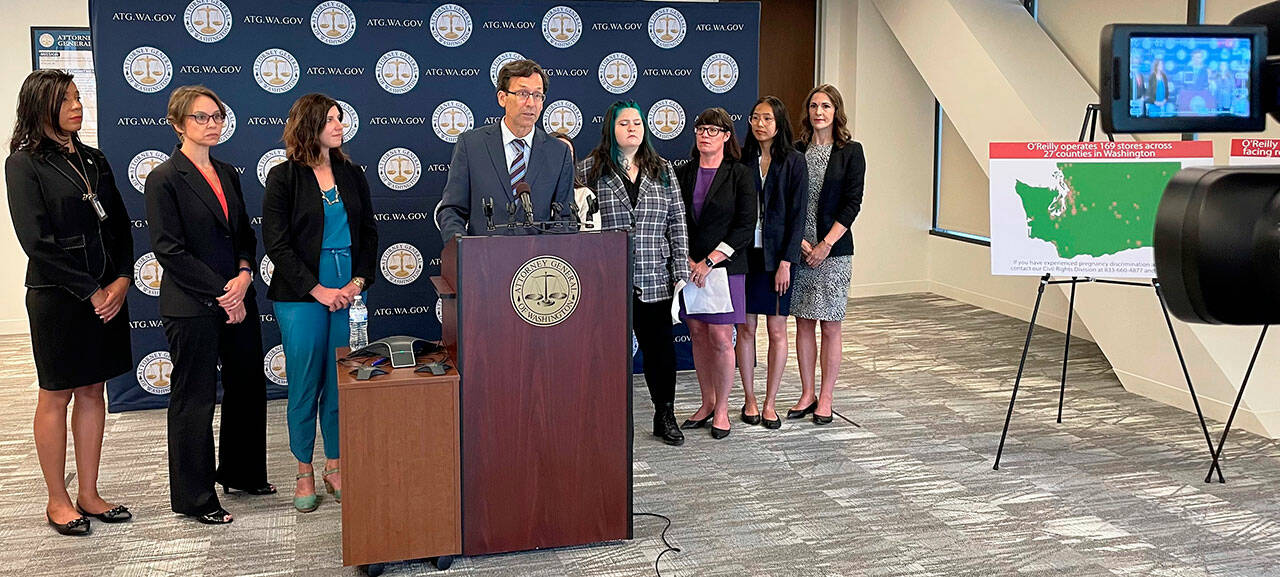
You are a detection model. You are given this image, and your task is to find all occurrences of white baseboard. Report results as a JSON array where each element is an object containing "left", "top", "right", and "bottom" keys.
[
  {"left": 849, "top": 279, "right": 931, "bottom": 298},
  {"left": 927, "top": 279, "right": 1086, "bottom": 339},
  {"left": 1115, "top": 368, "right": 1280, "bottom": 439},
  {"left": 0, "top": 318, "right": 28, "bottom": 336}
]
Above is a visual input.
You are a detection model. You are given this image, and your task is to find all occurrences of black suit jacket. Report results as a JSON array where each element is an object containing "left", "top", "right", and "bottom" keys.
[
  {"left": 796, "top": 140, "right": 864, "bottom": 257},
  {"left": 6, "top": 144, "right": 133, "bottom": 299},
  {"left": 744, "top": 149, "right": 809, "bottom": 271},
  {"left": 262, "top": 158, "right": 378, "bottom": 302},
  {"left": 675, "top": 158, "right": 757, "bottom": 276},
  {"left": 144, "top": 147, "right": 256, "bottom": 318}
]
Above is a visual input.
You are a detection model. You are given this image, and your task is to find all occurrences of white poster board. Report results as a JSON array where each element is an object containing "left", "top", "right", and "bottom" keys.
[
  {"left": 31, "top": 28, "right": 96, "bottom": 147},
  {"left": 989, "top": 141, "right": 1214, "bottom": 278},
  {"left": 1229, "top": 138, "right": 1280, "bottom": 166}
]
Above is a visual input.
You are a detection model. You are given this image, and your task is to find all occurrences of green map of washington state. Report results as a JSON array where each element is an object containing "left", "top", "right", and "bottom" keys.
[{"left": 1013, "top": 161, "right": 1180, "bottom": 258}]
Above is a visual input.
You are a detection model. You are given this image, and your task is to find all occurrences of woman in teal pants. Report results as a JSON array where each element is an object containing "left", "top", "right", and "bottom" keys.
[{"left": 262, "top": 93, "right": 378, "bottom": 512}]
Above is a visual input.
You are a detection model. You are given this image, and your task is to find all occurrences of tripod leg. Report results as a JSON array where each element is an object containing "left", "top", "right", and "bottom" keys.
[
  {"left": 995, "top": 274, "right": 1050, "bottom": 470},
  {"left": 1204, "top": 325, "right": 1268, "bottom": 483},
  {"left": 1154, "top": 281, "right": 1224, "bottom": 482},
  {"left": 1057, "top": 278, "right": 1077, "bottom": 424}
]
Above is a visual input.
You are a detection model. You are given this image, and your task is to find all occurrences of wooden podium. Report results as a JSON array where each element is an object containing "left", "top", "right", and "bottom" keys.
[{"left": 434, "top": 230, "right": 633, "bottom": 556}]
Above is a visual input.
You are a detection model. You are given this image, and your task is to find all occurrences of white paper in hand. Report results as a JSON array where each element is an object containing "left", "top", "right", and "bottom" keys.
[{"left": 681, "top": 268, "right": 733, "bottom": 314}]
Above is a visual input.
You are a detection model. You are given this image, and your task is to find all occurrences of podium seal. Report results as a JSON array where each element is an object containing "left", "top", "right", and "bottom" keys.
[{"left": 511, "top": 256, "right": 580, "bottom": 327}]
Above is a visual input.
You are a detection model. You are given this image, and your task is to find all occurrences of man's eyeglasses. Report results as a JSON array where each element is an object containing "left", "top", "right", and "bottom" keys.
[
  {"left": 187, "top": 112, "right": 227, "bottom": 125},
  {"left": 503, "top": 90, "right": 546, "bottom": 103},
  {"left": 694, "top": 126, "right": 727, "bottom": 136}
]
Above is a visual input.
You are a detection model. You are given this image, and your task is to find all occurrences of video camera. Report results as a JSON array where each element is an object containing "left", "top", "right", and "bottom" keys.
[{"left": 1098, "top": 3, "right": 1280, "bottom": 325}]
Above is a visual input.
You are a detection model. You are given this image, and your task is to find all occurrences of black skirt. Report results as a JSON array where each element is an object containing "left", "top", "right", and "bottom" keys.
[
  {"left": 27, "top": 285, "right": 132, "bottom": 391},
  {"left": 744, "top": 248, "right": 794, "bottom": 316}
]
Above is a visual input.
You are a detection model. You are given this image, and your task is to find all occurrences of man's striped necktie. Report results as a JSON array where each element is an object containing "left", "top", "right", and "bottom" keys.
[{"left": 509, "top": 138, "right": 527, "bottom": 190}]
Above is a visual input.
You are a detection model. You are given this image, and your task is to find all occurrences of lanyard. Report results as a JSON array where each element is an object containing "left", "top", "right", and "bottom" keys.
[{"left": 48, "top": 148, "right": 107, "bottom": 221}]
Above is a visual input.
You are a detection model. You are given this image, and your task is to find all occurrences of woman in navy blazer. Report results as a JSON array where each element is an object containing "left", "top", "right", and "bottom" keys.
[
  {"left": 263, "top": 93, "right": 378, "bottom": 511},
  {"left": 145, "top": 86, "right": 273, "bottom": 524},
  {"left": 788, "top": 84, "right": 865, "bottom": 426},
  {"left": 735, "top": 96, "right": 808, "bottom": 429},
  {"left": 675, "top": 108, "right": 757, "bottom": 439}
]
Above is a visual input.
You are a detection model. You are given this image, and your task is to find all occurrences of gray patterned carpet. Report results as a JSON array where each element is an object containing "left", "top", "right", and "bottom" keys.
[{"left": 4, "top": 293, "right": 1280, "bottom": 576}]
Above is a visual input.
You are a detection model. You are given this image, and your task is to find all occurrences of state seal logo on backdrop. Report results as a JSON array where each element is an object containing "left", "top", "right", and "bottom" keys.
[
  {"left": 701, "top": 53, "right": 739, "bottom": 94},
  {"left": 381, "top": 243, "right": 424, "bottom": 286},
  {"left": 128, "top": 150, "right": 169, "bottom": 194},
  {"left": 264, "top": 345, "right": 288, "bottom": 386},
  {"left": 312, "top": 1, "right": 356, "bottom": 45},
  {"left": 647, "top": 99, "right": 686, "bottom": 141},
  {"left": 184, "top": 0, "right": 232, "bottom": 43},
  {"left": 38, "top": 34, "right": 54, "bottom": 49},
  {"left": 133, "top": 252, "right": 163, "bottom": 297},
  {"left": 259, "top": 255, "right": 275, "bottom": 287},
  {"left": 543, "top": 100, "right": 583, "bottom": 139},
  {"left": 376, "top": 50, "right": 419, "bottom": 94},
  {"left": 648, "top": 8, "right": 686, "bottom": 49},
  {"left": 123, "top": 47, "right": 173, "bottom": 94},
  {"left": 542, "top": 6, "right": 582, "bottom": 48},
  {"left": 432, "top": 101, "right": 473, "bottom": 144},
  {"left": 378, "top": 148, "right": 422, "bottom": 191},
  {"left": 431, "top": 4, "right": 473, "bottom": 47},
  {"left": 136, "top": 351, "right": 173, "bottom": 395},
  {"left": 217, "top": 102, "right": 236, "bottom": 144},
  {"left": 254, "top": 48, "right": 300, "bottom": 93},
  {"left": 336, "top": 100, "right": 359, "bottom": 142},
  {"left": 598, "top": 52, "right": 637, "bottom": 94},
  {"left": 490, "top": 51, "right": 525, "bottom": 87},
  {"left": 511, "top": 256, "right": 580, "bottom": 327},
  {"left": 256, "top": 149, "right": 287, "bottom": 188}
]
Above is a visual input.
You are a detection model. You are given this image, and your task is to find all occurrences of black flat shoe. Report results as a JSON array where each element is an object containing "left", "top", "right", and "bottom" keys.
[
  {"left": 813, "top": 412, "right": 833, "bottom": 425},
  {"left": 710, "top": 426, "right": 731, "bottom": 439},
  {"left": 76, "top": 503, "right": 132, "bottom": 523},
  {"left": 762, "top": 413, "right": 782, "bottom": 429},
  {"left": 221, "top": 483, "right": 277, "bottom": 495},
  {"left": 786, "top": 401, "right": 817, "bottom": 419},
  {"left": 194, "top": 507, "right": 234, "bottom": 525},
  {"left": 680, "top": 414, "right": 712, "bottom": 429},
  {"left": 740, "top": 406, "right": 762, "bottom": 425},
  {"left": 47, "top": 514, "right": 91, "bottom": 536}
]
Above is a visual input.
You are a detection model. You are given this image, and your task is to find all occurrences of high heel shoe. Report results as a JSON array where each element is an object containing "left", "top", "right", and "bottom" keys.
[
  {"left": 786, "top": 401, "right": 817, "bottom": 420},
  {"left": 194, "top": 507, "right": 233, "bottom": 525},
  {"left": 294, "top": 472, "right": 318, "bottom": 513},
  {"left": 47, "top": 514, "right": 91, "bottom": 536},
  {"left": 680, "top": 414, "right": 712, "bottom": 429},
  {"left": 322, "top": 468, "right": 341, "bottom": 503},
  {"left": 221, "top": 482, "right": 276, "bottom": 496}
]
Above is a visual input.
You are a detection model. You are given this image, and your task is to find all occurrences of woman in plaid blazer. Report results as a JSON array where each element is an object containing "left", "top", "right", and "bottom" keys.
[{"left": 577, "top": 101, "right": 691, "bottom": 447}]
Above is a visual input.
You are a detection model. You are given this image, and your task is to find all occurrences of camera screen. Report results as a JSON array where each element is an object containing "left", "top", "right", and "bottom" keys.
[{"left": 1129, "top": 35, "right": 1253, "bottom": 120}]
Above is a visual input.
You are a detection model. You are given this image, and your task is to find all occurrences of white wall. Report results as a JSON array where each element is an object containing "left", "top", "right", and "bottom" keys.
[{"left": 0, "top": 0, "right": 90, "bottom": 335}]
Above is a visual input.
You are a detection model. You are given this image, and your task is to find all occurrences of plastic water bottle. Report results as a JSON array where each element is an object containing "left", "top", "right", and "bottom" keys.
[{"left": 349, "top": 295, "right": 369, "bottom": 350}]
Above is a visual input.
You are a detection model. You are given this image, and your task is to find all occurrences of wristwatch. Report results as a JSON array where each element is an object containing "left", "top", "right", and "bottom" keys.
[
  {"left": 352, "top": 277, "right": 367, "bottom": 290},
  {"left": 239, "top": 266, "right": 253, "bottom": 280},
  {"left": 704, "top": 257, "right": 715, "bottom": 268}
]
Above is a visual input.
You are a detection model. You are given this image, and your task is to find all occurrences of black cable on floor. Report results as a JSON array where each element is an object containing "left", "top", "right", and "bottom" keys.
[
  {"left": 633, "top": 512, "right": 680, "bottom": 577},
  {"left": 833, "top": 409, "right": 860, "bottom": 427}
]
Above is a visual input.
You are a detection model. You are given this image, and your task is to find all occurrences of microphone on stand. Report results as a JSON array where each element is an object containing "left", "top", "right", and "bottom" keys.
[
  {"left": 549, "top": 201, "right": 564, "bottom": 224},
  {"left": 568, "top": 199, "right": 582, "bottom": 226},
  {"left": 506, "top": 199, "right": 517, "bottom": 231},
  {"left": 483, "top": 197, "right": 495, "bottom": 231},
  {"left": 585, "top": 194, "right": 600, "bottom": 229},
  {"left": 515, "top": 181, "right": 535, "bottom": 226}
]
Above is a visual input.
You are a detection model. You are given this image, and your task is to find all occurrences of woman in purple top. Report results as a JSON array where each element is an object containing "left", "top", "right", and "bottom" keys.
[{"left": 674, "top": 108, "right": 758, "bottom": 439}]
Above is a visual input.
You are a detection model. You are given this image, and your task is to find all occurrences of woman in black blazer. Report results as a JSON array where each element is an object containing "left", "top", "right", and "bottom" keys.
[
  {"left": 145, "top": 85, "right": 273, "bottom": 524},
  {"left": 263, "top": 93, "right": 377, "bottom": 512},
  {"left": 735, "top": 96, "right": 808, "bottom": 430},
  {"left": 675, "top": 108, "right": 757, "bottom": 439},
  {"left": 6, "top": 69, "right": 134, "bottom": 535},
  {"left": 788, "top": 84, "right": 865, "bottom": 426}
]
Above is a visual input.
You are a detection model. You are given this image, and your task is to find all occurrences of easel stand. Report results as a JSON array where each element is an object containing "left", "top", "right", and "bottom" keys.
[{"left": 992, "top": 104, "right": 1249, "bottom": 482}]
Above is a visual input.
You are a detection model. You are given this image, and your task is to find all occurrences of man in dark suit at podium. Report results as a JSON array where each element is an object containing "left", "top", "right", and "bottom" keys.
[{"left": 436, "top": 59, "right": 574, "bottom": 241}]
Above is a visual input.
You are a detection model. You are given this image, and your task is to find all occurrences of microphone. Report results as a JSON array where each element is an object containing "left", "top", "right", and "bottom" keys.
[
  {"left": 549, "top": 202, "right": 564, "bottom": 223},
  {"left": 568, "top": 199, "right": 582, "bottom": 226},
  {"left": 506, "top": 200, "right": 517, "bottom": 230},
  {"left": 515, "top": 181, "right": 535, "bottom": 226},
  {"left": 483, "top": 197, "right": 495, "bottom": 231}
]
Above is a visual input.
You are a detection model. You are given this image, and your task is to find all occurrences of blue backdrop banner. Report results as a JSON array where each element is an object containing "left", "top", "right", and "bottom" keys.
[{"left": 91, "top": 0, "right": 760, "bottom": 412}]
